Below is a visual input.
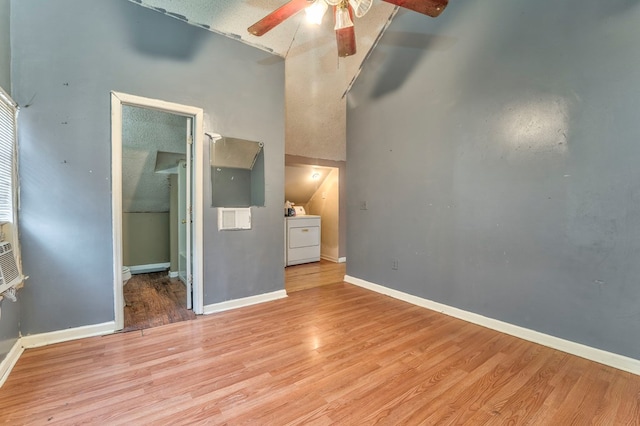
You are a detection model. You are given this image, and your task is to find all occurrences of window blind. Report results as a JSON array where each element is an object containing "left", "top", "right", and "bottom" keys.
[{"left": 0, "top": 87, "right": 17, "bottom": 224}]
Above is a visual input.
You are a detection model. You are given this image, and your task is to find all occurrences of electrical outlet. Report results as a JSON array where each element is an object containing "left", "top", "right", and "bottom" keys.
[
  {"left": 360, "top": 201, "right": 368, "bottom": 210},
  {"left": 392, "top": 259, "right": 399, "bottom": 270}
]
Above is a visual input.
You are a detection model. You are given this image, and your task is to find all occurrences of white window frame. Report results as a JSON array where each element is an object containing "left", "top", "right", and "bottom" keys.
[
  {"left": 0, "top": 86, "right": 22, "bottom": 284},
  {"left": 0, "top": 86, "right": 17, "bottom": 226}
]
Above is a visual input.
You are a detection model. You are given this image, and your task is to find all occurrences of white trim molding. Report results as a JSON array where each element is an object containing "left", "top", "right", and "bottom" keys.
[
  {"left": 344, "top": 275, "right": 640, "bottom": 376},
  {"left": 0, "top": 322, "right": 116, "bottom": 387},
  {"left": 20, "top": 321, "right": 116, "bottom": 349},
  {"left": 129, "top": 263, "right": 170, "bottom": 274},
  {"left": 1, "top": 286, "right": 286, "bottom": 386},
  {"left": 0, "top": 340, "right": 24, "bottom": 387},
  {"left": 321, "top": 254, "right": 339, "bottom": 263},
  {"left": 111, "top": 91, "right": 206, "bottom": 330},
  {"left": 203, "top": 290, "right": 287, "bottom": 315}
]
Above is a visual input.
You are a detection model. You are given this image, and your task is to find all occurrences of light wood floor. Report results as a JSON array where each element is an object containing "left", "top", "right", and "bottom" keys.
[
  {"left": 1, "top": 283, "right": 639, "bottom": 424},
  {"left": 123, "top": 272, "right": 196, "bottom": 332},
  {"left": 285, "top": 259, "right": 346, "bottom": 293}
]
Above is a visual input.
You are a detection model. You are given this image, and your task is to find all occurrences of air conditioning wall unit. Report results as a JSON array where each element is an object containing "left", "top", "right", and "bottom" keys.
[
  {"left": 0, "top": 241, "right": 20, "bottom": 295},
  {"left": 218, "top": 208, "right": 252, "bottom": 231}
]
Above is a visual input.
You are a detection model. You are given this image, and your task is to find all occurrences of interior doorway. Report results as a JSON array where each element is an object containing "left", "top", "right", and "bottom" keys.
[
  {"left": 284, "top": 155, "right": 347, "bottom": 293},
  {"left": 111, "top": 92, "right": 204, "bottom": 331}
]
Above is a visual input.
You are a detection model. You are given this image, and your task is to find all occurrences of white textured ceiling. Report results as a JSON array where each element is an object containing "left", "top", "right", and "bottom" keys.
[
  {"left": 285, "top": 164, "right": 335, "bottom": 205},
  {"left": 128, "top": 0, "right": 399, "bottom": 162},
  {"left": 122, "top": 105, "right": 187, "bottom": 213}
]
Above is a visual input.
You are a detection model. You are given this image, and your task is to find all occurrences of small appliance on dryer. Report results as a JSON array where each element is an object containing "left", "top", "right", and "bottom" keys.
[{"left": 285, "top": 206, "right": 321, "bottom": 266}]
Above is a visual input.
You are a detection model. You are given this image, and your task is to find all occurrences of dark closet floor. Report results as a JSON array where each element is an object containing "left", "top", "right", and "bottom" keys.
[{"left": 122, "top": 271, "right": 196, "bottom": 332}]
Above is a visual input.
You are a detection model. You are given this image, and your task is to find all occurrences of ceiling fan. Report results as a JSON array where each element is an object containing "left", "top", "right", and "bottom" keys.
[{"left": 248, "top": 0, "right": 449, "bottom": 58}]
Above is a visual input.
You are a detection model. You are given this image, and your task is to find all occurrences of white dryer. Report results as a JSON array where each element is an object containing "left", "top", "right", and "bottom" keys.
[{"left": 286, "top": 213, "right": 321, "bottom": 266}]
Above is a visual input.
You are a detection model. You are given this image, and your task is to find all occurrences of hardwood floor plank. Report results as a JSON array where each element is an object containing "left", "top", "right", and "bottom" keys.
[
  {"left": 123, "top": 272, "right": 196, "bottom": 332},
  {"left": 477, "top": 351, "right": 566, "bottom": 425},
  {"left": 2, "top": 274, "right": 640, "bottom": 424},
  {"left": 285, "top": 259, "right": 345, "bottom": 293},
  {"left": 460, "top": 344, "right": 551, "bottom": 423},
  {"left": 614, "top": 376, "right": 640, "bottom": 424}
]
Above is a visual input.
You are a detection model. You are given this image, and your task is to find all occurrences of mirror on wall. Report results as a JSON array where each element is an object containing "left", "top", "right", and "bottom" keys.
[{"left": 210, "top": 136, "right": 265, "bottom": 207}]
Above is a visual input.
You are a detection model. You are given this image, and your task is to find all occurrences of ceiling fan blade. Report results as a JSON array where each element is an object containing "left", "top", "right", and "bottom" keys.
[
  {"left": 248, "top": 0, "right": 313, "bottom": 36},
  {"left": 336, "top": 26, "right": 357, "bottom": 57},
  {"left": 382, "top": 0, "right": 448, "bottom": 17}
]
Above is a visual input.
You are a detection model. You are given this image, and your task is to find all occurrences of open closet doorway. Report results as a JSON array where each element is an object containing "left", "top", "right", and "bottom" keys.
[
  {"left": 111, "top": 92, "right": 204, "bottom": 331},
  {"left": 284, "top": 156, "right": 347, "bottom": 293}
]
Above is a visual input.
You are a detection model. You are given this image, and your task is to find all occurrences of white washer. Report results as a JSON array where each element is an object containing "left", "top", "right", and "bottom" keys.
[{"left": 286, "top": 214, "right": 321, "bottom": 266}]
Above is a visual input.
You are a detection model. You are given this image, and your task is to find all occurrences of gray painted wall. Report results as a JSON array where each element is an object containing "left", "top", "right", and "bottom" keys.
[
  {"left": 347, "top": 0, "right": 640, "bottom": 359},
  {"left": 12, "top": 0, "right": 284, "bottom": 334},
  {"left": 0, "top": 0, "right": 9, "bottom": 93},
  {"left": 122, "top": 212, "right": 170, "bottom": 267}
]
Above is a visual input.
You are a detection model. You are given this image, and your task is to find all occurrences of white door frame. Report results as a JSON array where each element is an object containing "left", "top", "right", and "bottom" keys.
[{"left": 111, "top": 91, "right": 205, "bottom": 330}]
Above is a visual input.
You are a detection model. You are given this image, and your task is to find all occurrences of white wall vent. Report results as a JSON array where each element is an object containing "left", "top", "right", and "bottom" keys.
[
  {"left": 218, "top": 208, "right": 251, "bottom": 231},
  {"left": 0, "top": 241, "right": 20, "bottom": 294}
]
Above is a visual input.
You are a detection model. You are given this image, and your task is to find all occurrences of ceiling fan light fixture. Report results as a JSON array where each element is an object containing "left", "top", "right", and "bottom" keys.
[
  {"left": 324, "top": 0, "right": 341, "bottom": 5},
  {"left": 348, "top": 0, "right": 373, "bottom": 17},
  {"left": 305, "top": 0, "right": 328, "bottom": 25},
  {"left": 334, "top": 5, "right": 354, "bottom": 30}
]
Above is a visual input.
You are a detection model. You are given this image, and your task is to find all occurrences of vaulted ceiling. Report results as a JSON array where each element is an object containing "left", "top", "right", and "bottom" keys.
[
  {"left": 129, "top": 0, "right": 396, "bottom": 58},
  {"left": 127, "top": 0, "right": 400, "bottom": 161}
]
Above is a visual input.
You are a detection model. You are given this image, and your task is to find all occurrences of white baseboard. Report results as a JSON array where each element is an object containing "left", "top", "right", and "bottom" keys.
[
  {"left": 129, "top": 263, "right": 170, "bottom": 275},
  {"left": 20, "top": 321, "right": 116, "bottom": 349},
  {"left": 168, "top": 270, "right": 179, "bottom": 278},
  {"left": 1, "top": 321, "right": 116, "bottom": 388},
  {"left": 0, "top": 339, "right": 24, "bottom": 387},
  {"left": 203, "top": 290, "right": 287, "bottom": 315},
  {"left": 344, "top": 275, "right": 640, "bottom": 376},
  {"left": 321, "top": 255, "right": 346, "bottom": 264},
  {"left": 321, "top": 254, "right": 339, "bottom": 263}
]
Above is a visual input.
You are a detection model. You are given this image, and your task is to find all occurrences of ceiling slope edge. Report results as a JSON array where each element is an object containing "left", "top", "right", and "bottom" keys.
[{"left": 126, "top": 0, "right": 306, "bottom": 57}]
